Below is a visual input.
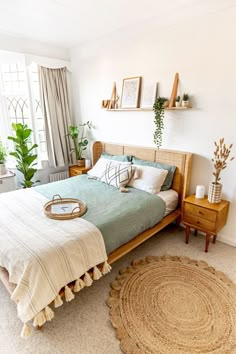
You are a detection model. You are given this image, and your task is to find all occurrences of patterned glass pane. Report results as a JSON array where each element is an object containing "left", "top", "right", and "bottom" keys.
[
  {"left": 1, "top": 63, "right": 26, "bottom": 92},
  {"left": 6, "top": 97, "right": 30, "bottom": 127}
]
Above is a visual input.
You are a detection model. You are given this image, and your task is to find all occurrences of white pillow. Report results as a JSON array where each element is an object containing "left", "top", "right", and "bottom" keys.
[
  {"left": 87, "top": 157, "right": 131, "bottom": 179},
  {"left": 128, "top": 164, "right": 168, "bottom": 194},
  {"left": 100, "top": 162, "right": 134, "bottom": 188}
]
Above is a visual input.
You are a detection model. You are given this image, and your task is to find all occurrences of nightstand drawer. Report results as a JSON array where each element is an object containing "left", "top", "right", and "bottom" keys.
[
  {"left": 184, "top": 214, "right": 216, "bottom": 232},
  {"left": 184, "top": 203, "right": 217, "bottom": 222},
  {"left": 70, "top": 169, "right": 82, "bottom": 177}
]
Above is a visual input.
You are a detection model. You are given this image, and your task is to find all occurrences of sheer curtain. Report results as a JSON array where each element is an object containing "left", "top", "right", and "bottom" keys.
[{"left": 39, "top": 66, "right": 72, "bottom": 167}]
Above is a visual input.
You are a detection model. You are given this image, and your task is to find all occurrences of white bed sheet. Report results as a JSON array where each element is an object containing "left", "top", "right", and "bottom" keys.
[{"left": 157, "top": 189, "right": 179, "bottom": 216}]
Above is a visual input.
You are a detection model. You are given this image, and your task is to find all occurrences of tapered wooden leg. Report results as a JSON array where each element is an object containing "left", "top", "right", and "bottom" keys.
[
  {"left": 205, "top": 234, "right": 211, "bottom": 252},
  {"left": 194, "top": 229, "right": 198, "bottom": 236},
  {"left": 185, "top": 226, "right": 190, "bottom": 244},
  {"left": 213, "top": 235, "right": 217, "bottom": 244}
]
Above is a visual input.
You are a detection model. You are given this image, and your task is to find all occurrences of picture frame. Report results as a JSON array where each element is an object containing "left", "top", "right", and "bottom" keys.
[
  {"left": 120, "top": 76, "right": 142, "bottom": 109},
  {"left": 141, "top": 82, "right": 158, "bottom": 108}
]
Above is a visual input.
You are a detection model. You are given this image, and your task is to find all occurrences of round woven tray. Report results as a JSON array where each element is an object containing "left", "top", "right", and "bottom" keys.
[{"left": 44, "top": 194, "right": 87, "bottom": 220}]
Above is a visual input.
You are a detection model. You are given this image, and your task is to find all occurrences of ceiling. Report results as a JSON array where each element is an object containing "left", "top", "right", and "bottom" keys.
[{"left": 0, "top": 0, "right": 235, "bottom": 49}]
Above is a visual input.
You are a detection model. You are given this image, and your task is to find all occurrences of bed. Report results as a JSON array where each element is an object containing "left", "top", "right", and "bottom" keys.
[{"left": 0, "top": 141, "right": 192, "bottom": 336}]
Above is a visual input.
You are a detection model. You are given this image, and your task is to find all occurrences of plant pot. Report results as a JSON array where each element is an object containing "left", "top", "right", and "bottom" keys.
[
  {"left": 208, "top": 182, "right": 222, "bottom": 203},
  {"left": 77, "top": 159, "right": 85, "bottom": 167},
  {"left": 163, "top": 100, "right": 169, "bottom": 108},
  {"left": 0, "top": 163, "right": 6, "bottom": 175},
  {"left": 175, "top": 101, "right": 181, "bottom": 107},
  {"left": 182, "top": 100, "right": 189, "bottom": 107}
]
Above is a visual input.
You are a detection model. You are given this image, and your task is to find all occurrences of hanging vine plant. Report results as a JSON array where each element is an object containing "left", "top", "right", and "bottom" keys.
[{"left": 153, "top": 97, "right": 168, "bottom": 149}]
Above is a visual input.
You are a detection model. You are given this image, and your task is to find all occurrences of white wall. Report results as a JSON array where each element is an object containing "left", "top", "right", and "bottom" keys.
[{"left": 70, "top": 6, "right": 236, "bottom": 247}]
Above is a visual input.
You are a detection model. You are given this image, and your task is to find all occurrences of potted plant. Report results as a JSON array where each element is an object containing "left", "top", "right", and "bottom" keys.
[
  {"left": 175, "top": 95, "right": 181, "bottom": 108},
  {"left": 8, "top": 123, "right": 39, "bottom": 188},
  {"left": 68, "top": 121, "right": 92, "bottom": 167},
  {"left": 153, "top": 97, "right": 168, "bottom": 149},
  {"left": 208, "top": 138, "right": 234, "bottom": 203},
  {"left": 0, "top": 140, "right": 7, "bottom": 175},
  {"left": 182, "top": 93, "right": 190, "bottom": 107}
]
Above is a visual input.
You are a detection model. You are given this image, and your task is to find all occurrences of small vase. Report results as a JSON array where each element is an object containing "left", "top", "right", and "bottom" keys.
[
  {"left": 208, "top": 182, "right": 222, "bottom": 203},
  {"left": 182, "top": 100, "right": 189, "bottom": 107},
  {"left": 77, "top": 159, "right": 85, "bottom": 167}
]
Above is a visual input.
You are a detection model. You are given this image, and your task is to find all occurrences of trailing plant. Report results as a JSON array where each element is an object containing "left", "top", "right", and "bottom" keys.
[
  {"left": 182, "top": 93, "right": 189, "bottom": 101},
  {"left": 211, "top": 138, "right": 234, "bottom": 185},
  {"left": 175, "top": 95, "right": 180, "bottom": 102},
  {"left": 8, "top": 123, "right": 39, "bottom": 188},
  {"left": 153, "top": 97, "right": 168, "bottom": 149},
  {"left": 0, "top": 140, "right": 7, "bottom": 164},
  {"left": 68, "top": 121, "right": 92, "bottom": 160}
]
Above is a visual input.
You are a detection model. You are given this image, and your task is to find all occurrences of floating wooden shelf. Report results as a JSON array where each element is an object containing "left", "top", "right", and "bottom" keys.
[{"left": 105, "top": 107, "right": 191, "bottom": 112}]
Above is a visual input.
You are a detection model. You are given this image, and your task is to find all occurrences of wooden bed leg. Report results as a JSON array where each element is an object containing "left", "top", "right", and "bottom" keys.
[
  {"left": 185, "top": 226, "right": 190, "bottom": 244},
  {"left": 176, "top": 215, "right": 181, "bottom": 227}
]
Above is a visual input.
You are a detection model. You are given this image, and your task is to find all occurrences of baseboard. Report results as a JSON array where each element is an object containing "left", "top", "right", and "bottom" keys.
[{"left": 217, "top": 234, "right": 236, "bottom": 248}]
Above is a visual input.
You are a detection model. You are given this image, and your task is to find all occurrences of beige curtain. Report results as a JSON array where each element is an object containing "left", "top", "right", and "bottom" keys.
[{"left": 39, "top": 66, "right": 72, "bottom": 167}]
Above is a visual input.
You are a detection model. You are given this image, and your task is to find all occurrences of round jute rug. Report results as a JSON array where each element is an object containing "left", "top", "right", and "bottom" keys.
[{"left": 107, "top": 256, "right": 236, "bottom": 354}]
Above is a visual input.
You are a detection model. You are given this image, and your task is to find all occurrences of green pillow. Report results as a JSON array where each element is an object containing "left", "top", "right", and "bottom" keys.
[
  {"left": 101, "top": 152, "right": 132, "bottom": 162},
  {"left": 132, "top": 157, "right": 176, "bottom": 191}
]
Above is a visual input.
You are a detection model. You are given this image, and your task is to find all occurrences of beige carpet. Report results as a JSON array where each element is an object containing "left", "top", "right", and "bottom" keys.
[
  {"left": 108, "top": 256, "right": 236, "bottom": 354},
  {"left": 0, "top": 225, "right": 236, "bottom": 354}
]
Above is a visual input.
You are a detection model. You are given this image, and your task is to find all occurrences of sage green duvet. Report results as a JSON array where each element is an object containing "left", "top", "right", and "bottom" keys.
[{"left": 35, "top": 175, "right": 166, "bottom": 254}]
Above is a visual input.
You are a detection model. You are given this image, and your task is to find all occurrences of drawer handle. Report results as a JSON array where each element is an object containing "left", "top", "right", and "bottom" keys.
[
  {"left": 196, "top": 221, "right": 201, "bottom": 225},
  {"left": 198, "top": 211, "right": 204, "bottom": 215}
]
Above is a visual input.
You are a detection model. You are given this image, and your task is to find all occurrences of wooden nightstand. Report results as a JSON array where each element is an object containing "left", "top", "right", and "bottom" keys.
[
  {"left": 182, "top": 195, "right": 230, "bottom": 252},
  {"left": 69, "top": 165, "right": 91, "bottom": 177}
]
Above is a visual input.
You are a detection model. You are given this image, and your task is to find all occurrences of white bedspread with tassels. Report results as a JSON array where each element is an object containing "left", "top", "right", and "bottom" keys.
[{"left": 0, "top": 188, "right": 110, "bottom": 336}]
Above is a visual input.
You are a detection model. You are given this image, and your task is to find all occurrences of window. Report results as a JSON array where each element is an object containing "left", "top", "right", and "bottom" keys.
[{"left": 0, "top": 51, "right": 48, "bottom": 165}]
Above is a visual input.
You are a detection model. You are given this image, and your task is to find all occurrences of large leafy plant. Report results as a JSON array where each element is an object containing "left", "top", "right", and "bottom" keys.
[
  {"left": 68, "top": 121, "right": 92, "bottom": 160},
  {"left": 8, "top": 123, "right": 39, "bottom": 188},
  {"left": 153, "top": 97, "right": 168, "bottom": 149},
  {"left": 0, "top": 140, "right": 7, "bottom": 164}
]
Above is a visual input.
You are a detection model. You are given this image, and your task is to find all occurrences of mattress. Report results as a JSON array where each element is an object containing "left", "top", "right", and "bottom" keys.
[
  {"left": 35, "top": 175, "right": 166, "bottom": 254},
  {"left": 158, "top": 189, "right": 179, "bottom": 216}
]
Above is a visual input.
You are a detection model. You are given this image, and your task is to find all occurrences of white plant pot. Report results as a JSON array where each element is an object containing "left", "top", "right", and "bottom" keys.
[
  {"left": 182, "top": 100, "right": 189, "bottom": 107},
  {"left": 208, "top": 182, "right": 222, "bottom": 203},
  {"left": 175, "top": 101, "right": 181, "bottom": 107},
  {"left": 0, "top": 163, "right": 6, "bottom": 175}
]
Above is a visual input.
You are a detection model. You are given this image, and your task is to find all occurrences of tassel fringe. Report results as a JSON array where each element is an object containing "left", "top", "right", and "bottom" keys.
[
  {"left": 93, "top": 266, "right": 102, "bottom": 280},
  {"left": 102, "top": 261, "right": 112, "bottom": 274},
  {"left": 44, "top": 306, "right": 54, "bottom": 321},
  {"left": 64, "top": 285, "right": 75, "bottom": 302},
  {"left": 21, "top": 323, "right": 32, "bottom": 338},
  {"left": 84, "top": 272, "right": 93, "bottom": 286},
  {"left": 54, "top": 294, "right": 63, "bottom": 308},
  {"left": 33, "top": 310, "right": 47, "bottom": 327},
  {"left": 74, "top": 278, "right": 86, "bottom": 292}
]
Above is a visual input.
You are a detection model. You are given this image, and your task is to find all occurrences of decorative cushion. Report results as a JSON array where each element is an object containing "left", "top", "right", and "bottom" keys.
[
  {"left": 132, "top": 157, "right": 176, "bottom": 191},
  {"left": 87, "top": 157, "right": 131, "bottom": 179},
  {"left": 101, "top": 152, "right": 132, "bottom": 162},
  {"left": 100, "top": 162, "right": 134, "bottom": 188},
  {"left": 128, "top": 164, "right": 168, "bottom": 194}
]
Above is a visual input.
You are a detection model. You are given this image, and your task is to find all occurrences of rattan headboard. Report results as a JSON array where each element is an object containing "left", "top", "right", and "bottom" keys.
[{"left": 92, "top": 141, "right": 192, "bottom": 205}]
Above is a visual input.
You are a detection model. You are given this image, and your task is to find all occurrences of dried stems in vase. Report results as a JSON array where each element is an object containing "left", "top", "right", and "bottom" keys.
[{"left": 212, "top": 138, "right": 234, "bottom": 184}]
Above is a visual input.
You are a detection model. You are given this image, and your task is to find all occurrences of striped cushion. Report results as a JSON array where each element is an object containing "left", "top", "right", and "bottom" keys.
[{"left": 100, "top": 162, "right": 134, "bottom": 188}]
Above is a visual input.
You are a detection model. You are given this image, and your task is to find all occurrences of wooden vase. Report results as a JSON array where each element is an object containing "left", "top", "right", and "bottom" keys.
[
  {"left": 208, "top": 182, "right": 222, "bottom": 203},
  {"left": 77, "top": 159, "right": 85, "bottom": 167}
]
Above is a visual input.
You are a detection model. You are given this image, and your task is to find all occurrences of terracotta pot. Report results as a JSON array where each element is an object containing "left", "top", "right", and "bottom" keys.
[
  {"left": 208, "top": 182, "right": 222, "bottom": 203},
  {"left": 77, "top": 159, "right": 85, "bottom": 167}
]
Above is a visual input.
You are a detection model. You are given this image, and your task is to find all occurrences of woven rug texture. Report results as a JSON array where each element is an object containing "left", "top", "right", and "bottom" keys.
[{"left": 107, "top": 255, "right": 236, "bottom": 354}]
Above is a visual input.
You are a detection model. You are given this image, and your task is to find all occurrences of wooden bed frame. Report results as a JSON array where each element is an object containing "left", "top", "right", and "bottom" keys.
[
  {"left": 0, "top": 141, "right": 192, "bottom": 297},
  {"left": 92, "top": 141, "right": 192, "bottom": 264}
]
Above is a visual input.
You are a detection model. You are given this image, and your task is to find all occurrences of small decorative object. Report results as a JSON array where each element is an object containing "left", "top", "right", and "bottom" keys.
[
  {"left": 208, "top": 138, "right": 234, "bottom": 203},
  {"left": 153, "top": 97, "right": 168, "bottom": 149},
  {"left": 85, "top": 158, "right": 91, "bottom": 168},
  {"left": 108, "top": 82, "right": 119, "bottom": 109},
  {"left": 68, "top": 121, "right": 92, "bottom": 167},
  {"left": 8, "top": 123, "right": 39, "bottom": 188},
  {"left": 175, "top": 95, "right": 181, "bottom": 108},
  {"left": 44, "top": 194, "right": 87, "bottom": 220},
  {"left": 182, "top": 93, "right": 190, "bottom": 107},
  {"left": 0, "top": 139, "right": 7, "bottom": 175},
  {"left": 101, "top": 100, "right": 110, "bottom": 109},
  {"left": 140, "top": 82, "right": 158, "bottom": 108},
  {"left": 120, "top": 76, "right": 142, "bottom": 109},
  {"left": 195, "top": 185, "right": 205, "bottom": 199}
]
